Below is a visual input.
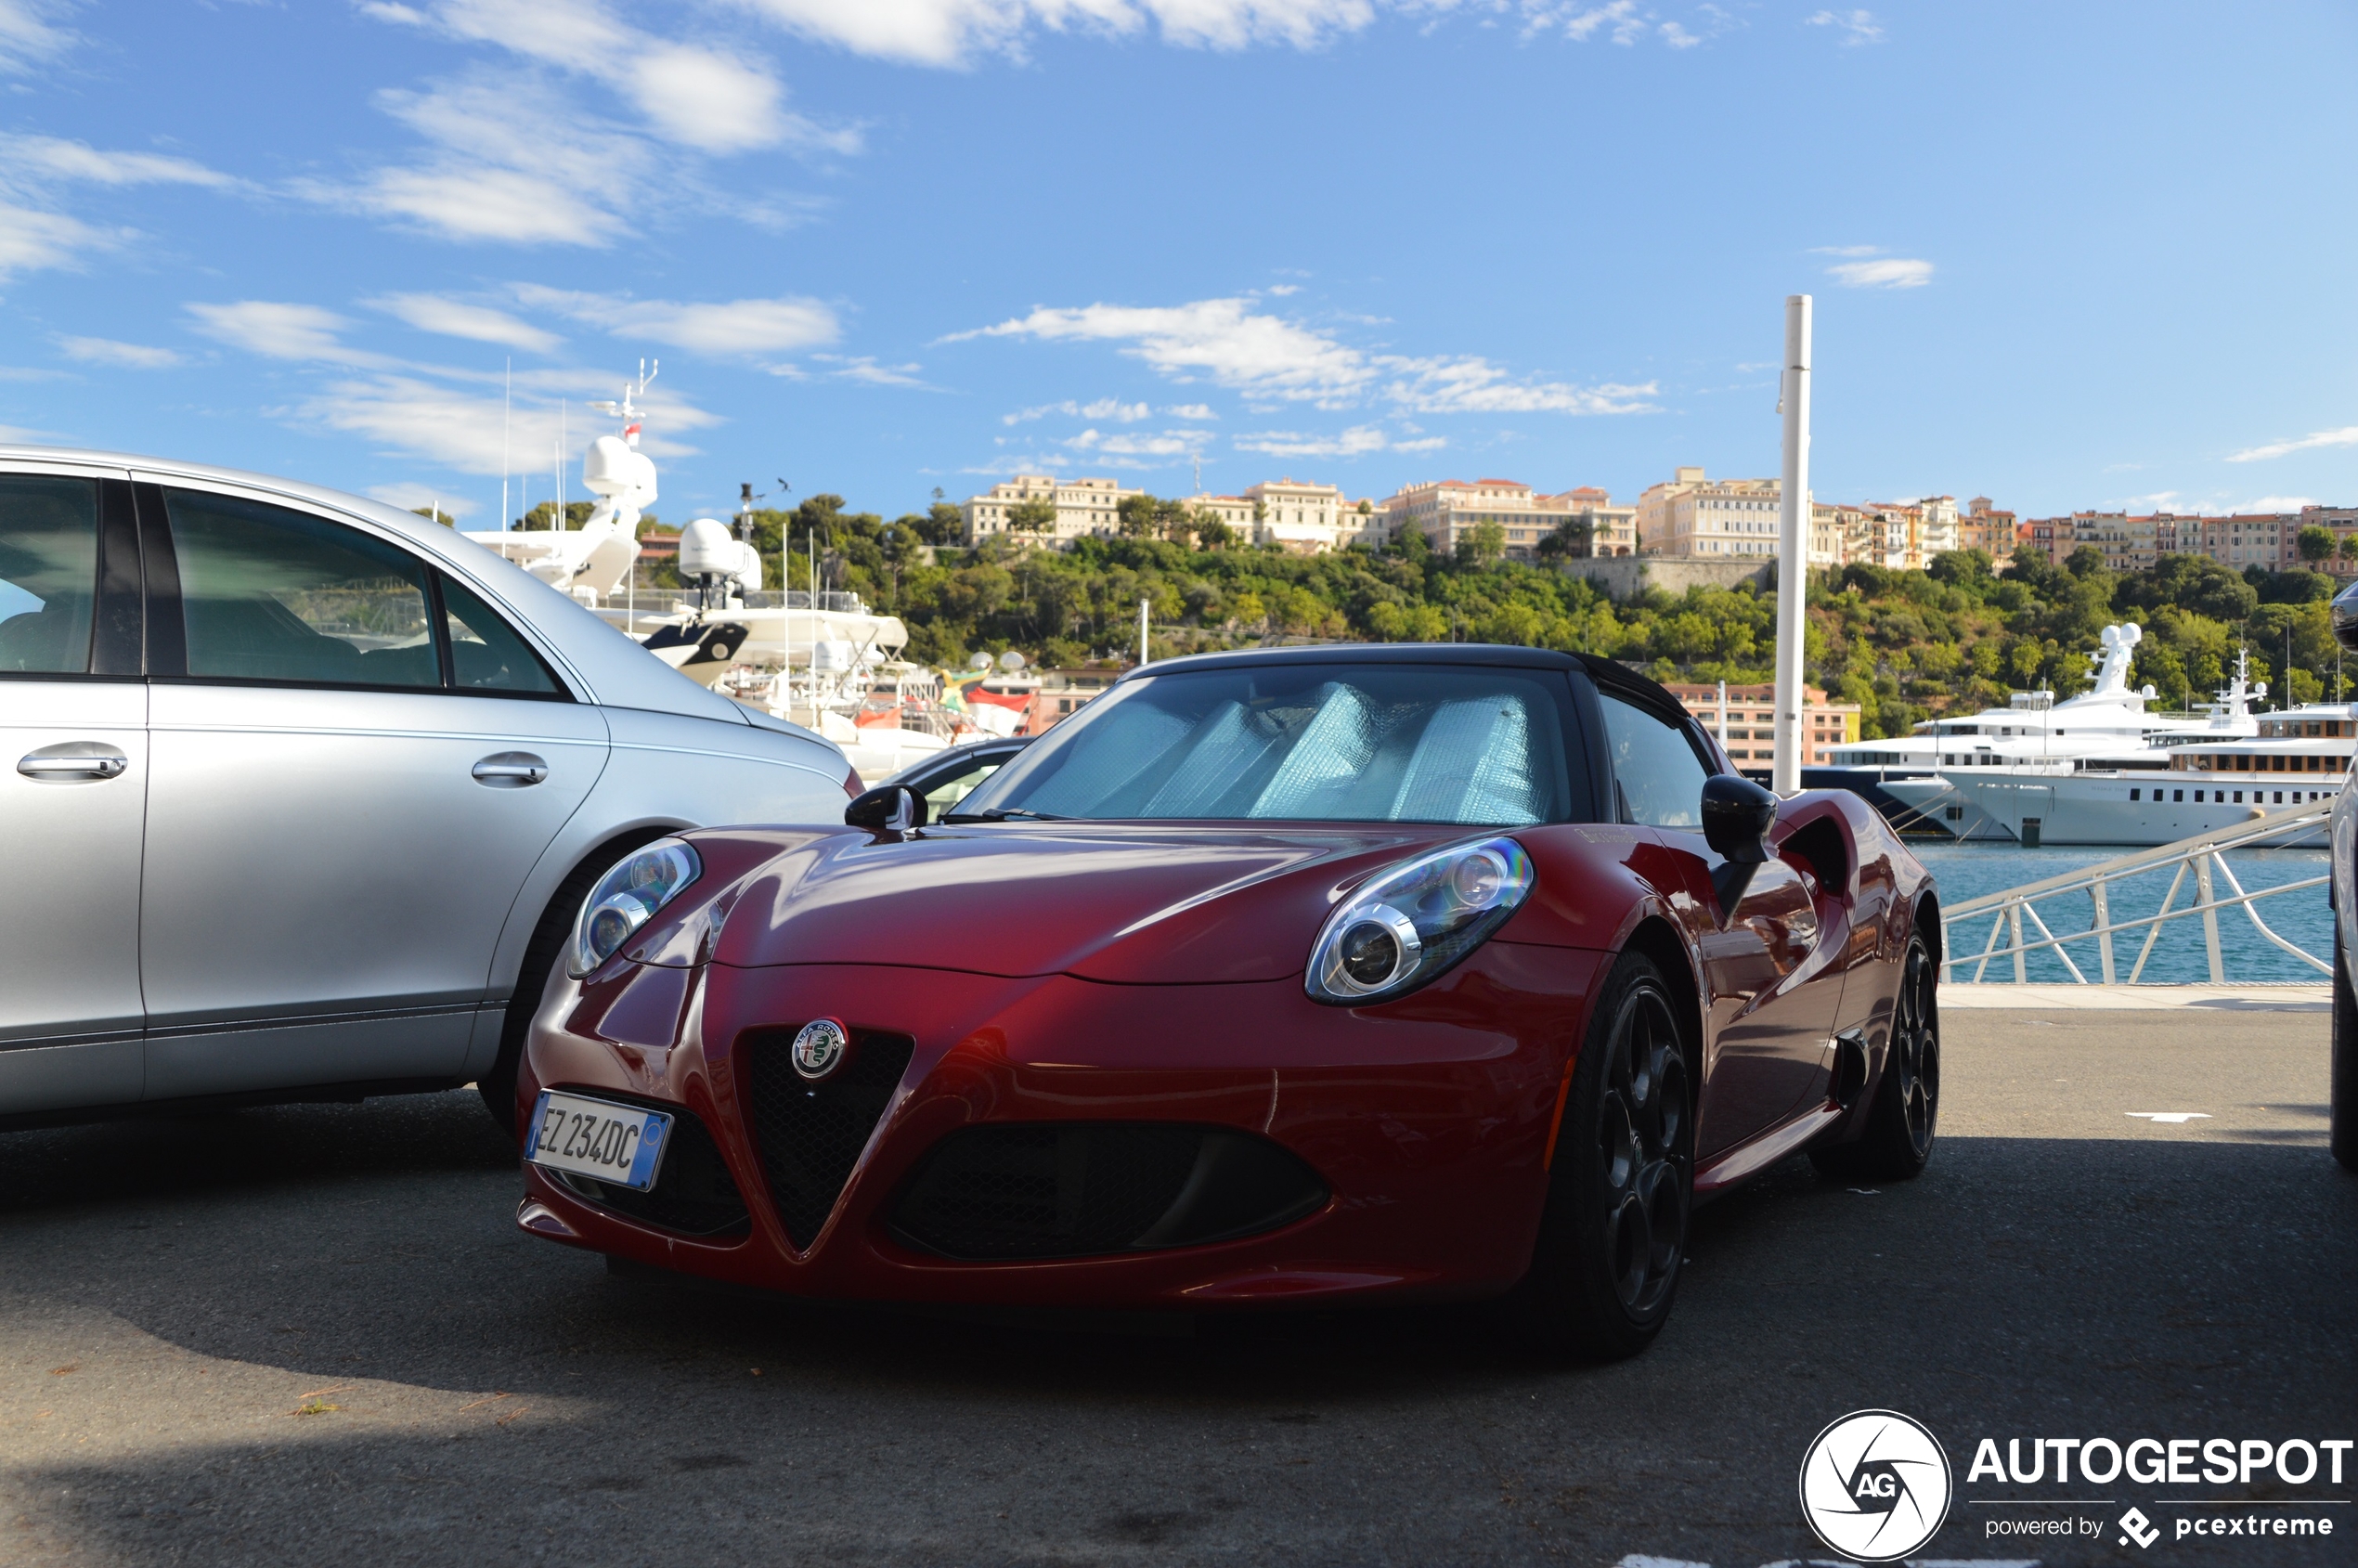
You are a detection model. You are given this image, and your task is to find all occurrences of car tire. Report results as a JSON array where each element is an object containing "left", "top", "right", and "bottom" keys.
[
  {"left": 2334, "top": 927, "right": 2356, "bottom": 1173},
  {"left": 1513, "top": 949, "right": 1692, "bottom": 1361},
  {"left": 478, "top": 833, "right": 667, "bottom": 1134},
  {"left": 1810, "top": 930, "right": 1939, "bottom": 1183}
]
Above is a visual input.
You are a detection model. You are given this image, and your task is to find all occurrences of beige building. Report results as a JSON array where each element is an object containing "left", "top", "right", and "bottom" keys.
[
  {"left": 1662, "top": 681, "right": 1863, "bottom": 772},
  {"left": 1244, "top": 479, "right": 1353, "bottom": 552},
  {"left": 1554, "top": 486, "right": 1639, "bottom": 557},
  {"left": 1384, "top": 477, "right": 1622, "bottom": 561},
  {"left": 1960, "top": 497, "right": 2016, "bottom": 564},
  {"left": 962, "top": 473, "right": 1142, "bottom": 547},
  {"left": 1637, "top": 469, "right": 1788, "bottom": 559}
]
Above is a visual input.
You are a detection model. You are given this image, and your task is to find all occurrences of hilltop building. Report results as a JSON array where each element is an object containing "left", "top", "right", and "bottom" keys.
[
  {"left": 1384, "top": 478, "right": 1632, "bottom": 561},
  {"left": 1661, "top": 681, "right": 1862, "bottom": 772},
  {"left": 962, "top": 474, "right": 1141, "bottom": 546}
]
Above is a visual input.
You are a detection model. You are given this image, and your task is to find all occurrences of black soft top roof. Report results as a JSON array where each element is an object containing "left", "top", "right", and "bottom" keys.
[{"left": 1119, "top": 641, "right": 1691, "bottom": 716}]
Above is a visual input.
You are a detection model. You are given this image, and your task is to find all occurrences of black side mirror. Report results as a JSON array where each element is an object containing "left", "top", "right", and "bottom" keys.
[
  {"left": 1702, "top": 773, "right": 1777, "bottom": 862},
  {"left": 846, "top": 784, "right": 928, "bottom": 835},
  {"left": 2333, "top": 577, "right": 2358, "bottom": 653},
  {"left": 1700, "top": 774, "right": 1779, "bottom": 923}
]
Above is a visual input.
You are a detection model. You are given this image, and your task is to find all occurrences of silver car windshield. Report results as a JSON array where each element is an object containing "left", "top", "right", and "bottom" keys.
[{"left": 952, "top": 664, "right": 1572, "bottom": 823}]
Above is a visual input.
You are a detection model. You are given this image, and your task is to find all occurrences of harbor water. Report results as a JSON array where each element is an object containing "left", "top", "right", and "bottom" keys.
[{"left": 1912, "top": 840, "right": 2333, "bottom": 986}]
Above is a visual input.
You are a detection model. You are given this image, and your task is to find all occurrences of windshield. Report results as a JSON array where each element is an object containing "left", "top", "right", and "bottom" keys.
[{"left": 952, "top": 663, "right": 1573, "bottom": 824}]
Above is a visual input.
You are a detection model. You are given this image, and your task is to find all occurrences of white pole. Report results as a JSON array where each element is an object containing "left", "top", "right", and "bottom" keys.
[
  {"left": 1138, "top": 597, "right": 1149, "bottom": 667},
  {"left": 1772, "top": 293, "right": 1812, "bottom": 797},
  {"left": 499, "top": 358, "right": 511, "bottom": 530}
]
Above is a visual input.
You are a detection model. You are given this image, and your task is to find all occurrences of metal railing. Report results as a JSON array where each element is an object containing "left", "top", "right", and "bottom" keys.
[{"left": 1939, "top": 805, "right": 2335, "bottom": 985}]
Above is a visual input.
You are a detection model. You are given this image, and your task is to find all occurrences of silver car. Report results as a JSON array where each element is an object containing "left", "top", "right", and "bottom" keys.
[{"left": 0, "top": 447, "right": 855, "bottom": 1130}]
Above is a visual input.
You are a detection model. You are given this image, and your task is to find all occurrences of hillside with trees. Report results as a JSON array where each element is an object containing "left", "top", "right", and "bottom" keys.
[{"left": 615, "top": 492, "right": 2348, "bottom": 741}]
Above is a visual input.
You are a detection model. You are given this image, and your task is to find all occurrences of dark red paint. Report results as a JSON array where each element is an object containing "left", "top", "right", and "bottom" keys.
[{"left": 517, "top": 791, "right": 1934, "bottom": 1309}]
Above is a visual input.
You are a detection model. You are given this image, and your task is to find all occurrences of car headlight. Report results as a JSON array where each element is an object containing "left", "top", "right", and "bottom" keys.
[
  {"left": 570, "top": 838, "right": 702, "bottom": 978},
  {"left": 1305, "top": 836, "right": 1534, "bottom": 1005}
]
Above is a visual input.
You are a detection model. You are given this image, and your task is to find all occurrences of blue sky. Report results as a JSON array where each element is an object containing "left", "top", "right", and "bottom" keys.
[{"left": 1, "top": 0, "right": 2352, "bottom": 527}]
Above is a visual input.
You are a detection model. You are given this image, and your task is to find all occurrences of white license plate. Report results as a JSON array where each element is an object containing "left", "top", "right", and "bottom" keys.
[{"left": 526, "top": 1091, "right": 673, "bottom": 1191}]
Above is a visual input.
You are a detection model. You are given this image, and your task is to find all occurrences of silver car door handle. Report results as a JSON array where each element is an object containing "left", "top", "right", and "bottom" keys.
[
  {"left": 18, "top": 745, "right": 128, "bottom": 781},
  {"left": 472, "top": 751, "right": 549, "bottom": 788}
]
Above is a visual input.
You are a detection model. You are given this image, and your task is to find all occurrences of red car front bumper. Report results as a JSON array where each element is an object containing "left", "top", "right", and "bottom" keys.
[{"left": 516, "top": 940, "right": 1606, "bottom": 1310}]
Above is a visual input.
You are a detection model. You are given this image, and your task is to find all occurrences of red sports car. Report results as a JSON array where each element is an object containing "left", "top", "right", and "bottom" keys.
[{"left": 513, "top": 646, "right": 1940, "bottom": 1357}]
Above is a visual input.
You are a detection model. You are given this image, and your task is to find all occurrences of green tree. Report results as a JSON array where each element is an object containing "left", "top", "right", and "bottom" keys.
[
  {"left": 2298, "top": 525, "right": 2337, "bottom": 564},
  {"left": 1116, "top": 493, "right": 1161, "bottom": 538},
  {"left": 409, "top": 505, "right": 457, "bottom": 527},
  {"left": 1005, "top": 499, "right": 1059, "bottom": 540},
  {"left": 1458, "top": 520, "right": 1508, "bottom": 567}
]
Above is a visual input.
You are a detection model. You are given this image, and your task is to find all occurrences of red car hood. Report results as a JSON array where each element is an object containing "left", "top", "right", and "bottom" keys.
[{"left": 706, "top": 823, "right": 1470, "bottom": 984}]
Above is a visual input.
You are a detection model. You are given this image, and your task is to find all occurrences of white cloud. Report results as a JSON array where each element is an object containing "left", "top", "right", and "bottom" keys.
[
  {"left": 1065, "top": 426, "right": 1200, "bottom": 459},
  {"left": 376, "top": 0, "right": 849, "bottom": 155},
  {"left": 370, "top": 292, "right": 563, "bottom": 353},
  {"left": 0, "top": 136, "right": 237, "bottom": 279},
  {"left": 814, "top": 354, "right": 931, "bottom": 387},
  {"left": 186, "top": 301, "right": 396, "bottom": 365},
  {"left": 2226, "top": 495, "right": 2321, "bottom": 514},
  {"left": 2226, "top": 425, "right": 2358, "bottom": 463},
  {"left": 301, "top": 370, "right": 720, "bottom": 475},
  {"left": 368, "top": 481, "right": 479, "bottom": 518},
  {"left": 1827, "top": 256, "right": 1933, "bottom": 289},
  {"left": 950, "top": 294, "right": 1653, "bottom": 417},
  {"left": 1003, "top": 397, "right": 1152, "bottom": 424},
  {"left": 735, "top": 0, "right": 1380, "bottom": 69},
  {"left": 1806, "top": 8, "right": 1882, "bottom": 45},
  {"left": 326, "top": 4, "right": 852, "bottom": 249},
  {"left": 306, "top": 74, "right": 642, "bottom": 245},
  {"left": 1233, "top": 425, "right": 1393, "bottom": 460},
  {"left": 0, "top": 203, "right": 123, "bottom": 277},
  {"left": 513, "top": 284, "right": 840, "bottom": 355},
  {"left": 1809, "top": 244, "right": 1879, "bottom": 257},
  {"left": 0, "top": 0, "right": 71, "bottom": 74},
  {"left": 57, "top": 335, "right": 184, "bottom": 369},
  {"left": 8, "top": 136, "right": 235, "bottom": 190},
  {"left": 1166, "top": 403, "right": 1217, "bottom": 421}
]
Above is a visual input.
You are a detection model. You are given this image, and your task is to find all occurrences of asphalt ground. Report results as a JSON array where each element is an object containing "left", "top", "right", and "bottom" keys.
[{"left": 0, "top": 1008, "right": 2349, "bottom": 1568}]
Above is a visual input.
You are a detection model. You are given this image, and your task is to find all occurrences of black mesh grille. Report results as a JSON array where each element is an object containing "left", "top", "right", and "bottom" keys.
[
  {"left": 551, "top": 1098, "right": 750, "bottom": 1239},
  {"left": 742, "top": 1028, "right": 915, "bottom": 1250},
  {"left": 890, "top": 1123, "right": 1328, "bottom": 1262}
]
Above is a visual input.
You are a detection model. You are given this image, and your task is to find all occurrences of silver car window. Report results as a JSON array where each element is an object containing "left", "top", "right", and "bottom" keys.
[
  {"left": 165, "top": 487, "right": 437, "bottom": 689},
  {"left": 1597, "top": 689, "right": 1711, "bottom": 828},
  {"left": 964, "top": 665, "right": 1569, "bottom": 823},
  {"left": 442, "top": 573, "right": 559, "bottom": 694},
  {"left": 0, "top": 476, "right": 98, "bottom": 674}
]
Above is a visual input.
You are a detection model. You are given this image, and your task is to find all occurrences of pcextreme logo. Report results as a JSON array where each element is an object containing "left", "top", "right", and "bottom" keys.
[{"left": 1797, "top": 1409, "right": 1954, "bottom": 1562}]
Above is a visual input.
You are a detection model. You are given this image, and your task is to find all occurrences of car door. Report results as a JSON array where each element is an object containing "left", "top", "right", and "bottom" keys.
[
  {"left": 136, "top": 478, "right": 610, "bottom": 1100},
  {"left": 1594, "top": 686, "right": 1844, "bottom": 1158},
  {"left": 0, "top": 465, "right": 147, "bottom": 1114}
]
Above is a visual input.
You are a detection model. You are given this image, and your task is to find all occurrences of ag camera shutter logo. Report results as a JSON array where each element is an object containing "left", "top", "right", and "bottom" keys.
[{"left": 1798, "top": 1409, "right": 1954, "bottom": 1562}]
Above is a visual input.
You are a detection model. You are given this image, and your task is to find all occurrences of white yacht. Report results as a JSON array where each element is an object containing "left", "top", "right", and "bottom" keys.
[
  {"left": 1917, "top": 699, "right": 2353, "bottom": 847},
  {"left": 1820, "top": 624, "right": 2258, "bottom": 837}
]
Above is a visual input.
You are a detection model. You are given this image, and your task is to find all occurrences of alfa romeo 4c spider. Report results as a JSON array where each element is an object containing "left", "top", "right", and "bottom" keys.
[{"left": 513, "top": 645, "right": 1940, "bottom": 1358}]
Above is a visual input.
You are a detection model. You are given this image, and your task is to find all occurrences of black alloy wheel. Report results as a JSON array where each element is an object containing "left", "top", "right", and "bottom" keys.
[
  {"left": 1812, "top": 931, "right": 1940, "bottom": 1181},
  {"left": 1515, "top": 950, "right": 1692, "bottom": 1360}
]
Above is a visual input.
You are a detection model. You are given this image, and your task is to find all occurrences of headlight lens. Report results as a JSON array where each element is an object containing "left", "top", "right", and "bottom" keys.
[
  {"left": 569, "top": 838, "right": 701, "bottom": 978},
  {"left": 1306, "top": 836, "right": 1534, "bottom": 1005}
]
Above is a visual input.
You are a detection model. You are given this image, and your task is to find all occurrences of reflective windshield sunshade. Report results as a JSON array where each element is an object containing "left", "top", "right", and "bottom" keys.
[
  {"left": 1305, "top": 836, "right": 1535, "bottom": 1005},
  {"left": 570, "top": 838, "right": 702, "bottom": 978}
]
